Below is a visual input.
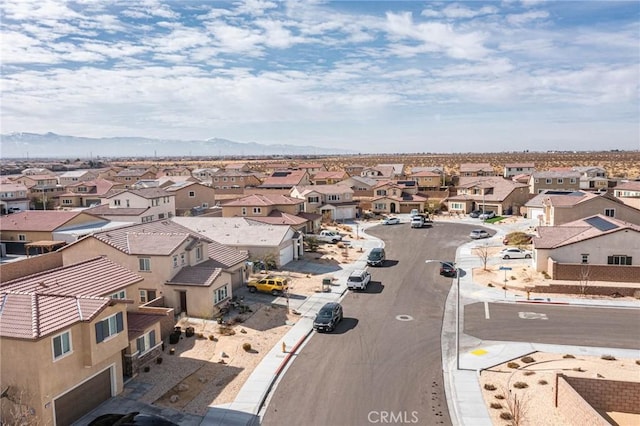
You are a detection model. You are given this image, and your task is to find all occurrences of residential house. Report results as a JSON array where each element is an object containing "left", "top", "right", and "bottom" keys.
[
  {"left": 221, "top": 193, "right": 304, "bottom": 217},
  {"left": 523, "top": 190, "right": 574, "bottom": 223},
  {"left": 111, "top": 168, "right": 157, "bottom": 188},
  {"left": 370, "top": 181, "right": 427, "bottom": 215},
  {"left": 9, "top": 174, "right": 63, "bottom": 209},
  {"left": 295, "top": 163, "right": 327, "bottom": 175},
  {"left": 173, "top": 217, "right": 303, "bottom": 268},
  {"left": 0, "top": 210, "right": 111, "bottom": 254},
  {"left": 0, "top": 182, "right": 29, "bottom": 214},
  {"left": 60, "top": 220, "right": 240, "bottom": 318},
  {"left": 344, "top": 164, "right": 365, "bottom": 177},
  {"left": 503, "top": 163, "right": 535, "bottom": 178},
  {"left": 572, "top": 166, "right": 609, "bottom": 191},
  {"left": 158, "top": 166, "right": 192, "bottom": 177},
  {"left": 85, "top": 187, "right": 176, "bottom": 223},
  {"left": 378, "top": 163, "right": 406, "bottom": 178},
  {"left": 262, "top": 162, "right": 292, "bottom": 174},
  {"left": 259, "top": 169, "right": 310, "bottom": 189},
  {"left": 210, "top": 169, "right": 262, "bottom": 190},
  {"left": 613, "top": 181, "right": 640, "bottom": 210},
  {"left": 58, "top": 170, "right": 99, "bottom": 187},
  {"left": 21, "top": 167, "right": 53, "bottom": 176},
  {"left": 310, "top": 170, "right": 349, "bottom": 185},
  {"left": 409, "top": 170, "right": 443, "bottom": 191},
  {"left": 191, "top": 167, "right": 220, "bottom": 183},
  {"left": 224, "top": 163, "right": 251, "bottom": 172},
  {"left": 58, "top": 178, "right": 123, "bottom": 208},
  {"left": 0, "top": 256, "right": 152, "bottom": 426},
  {"left": 446, "top": 176, "right": 530, "bottom": 216},
  {"left": 164, "top": 181, "right": 216, "bottom": 216},
  {"left": 534, "top": 215, "right": 640, "bottom": 283},
  {"left": 539, "top": 191, "right": 640, "bottom": 226},
  {"left": 339, "top": 176, "right": 378, "bottom": 197},
  {"left": 459, "top": 163, "right": 496, "bottom": 177},
  {"left": 529, "top": 171, "right": 581, "bottom": 194},
  {"left": 361, "top": 165, "right": 396, "bottom": 180},
  {"left": 290, "top": 184, "right": 357, "bottom": 221}
]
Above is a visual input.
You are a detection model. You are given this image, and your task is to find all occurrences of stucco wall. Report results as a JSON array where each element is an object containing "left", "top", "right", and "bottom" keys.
[
  {"left": 0, "top": 251, "right": 63, "bottom": 282},
  {"left": 556, "top": 374, "right": 610, "bottom": 426}
]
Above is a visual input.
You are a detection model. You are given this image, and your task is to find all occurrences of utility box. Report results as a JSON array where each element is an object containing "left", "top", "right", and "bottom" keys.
[{"left": 322, "top": 278, "right": 332, "bottom": 292}]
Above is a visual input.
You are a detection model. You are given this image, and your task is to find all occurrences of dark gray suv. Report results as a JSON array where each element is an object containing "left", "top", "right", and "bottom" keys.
[
  {"left": 367, "top": 247, "right": 386, "bottom": 266},
  {"left": 313, "top": 302, "right": 343, "bottom": 332}
]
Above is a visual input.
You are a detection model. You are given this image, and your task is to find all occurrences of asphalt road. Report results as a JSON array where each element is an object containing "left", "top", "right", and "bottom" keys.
[
  {"left": 465, "top": 302, "right": 640, "bottom": 349},
  {"left": 261, "top": 221, "right": 478, "bottom": 426}
]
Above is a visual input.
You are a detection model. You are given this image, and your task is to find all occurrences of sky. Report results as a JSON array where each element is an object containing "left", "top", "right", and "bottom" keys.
[{"left": 1, "top": 0, "right": 639, "bottom": 154}]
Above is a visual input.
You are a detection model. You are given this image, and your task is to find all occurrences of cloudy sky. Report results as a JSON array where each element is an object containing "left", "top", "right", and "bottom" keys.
[{"left": 1, "top": 0, "right": 639, "bottom": 154}]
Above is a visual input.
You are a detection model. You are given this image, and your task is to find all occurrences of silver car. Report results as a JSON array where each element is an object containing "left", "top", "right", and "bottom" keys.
[{"left": 469, "top": 229, "right": 490, "bottom": 239}]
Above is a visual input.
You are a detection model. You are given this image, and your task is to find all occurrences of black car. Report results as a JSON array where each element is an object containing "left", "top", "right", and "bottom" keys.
[
  {"left": 89, "top": 412, "right": 178, "bottom": 426},
  {"left": 313, "top": 302, "right": 343, "bottom": 332},
  {"left": 439, "top": 262, "right": 457, "bottom": 278},
  {"left": 367, "top": 247, "right": 386, "bottom": 266}
]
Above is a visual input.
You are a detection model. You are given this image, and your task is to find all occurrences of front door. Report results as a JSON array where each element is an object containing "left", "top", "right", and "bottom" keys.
[
  {"left": 179, "top": 291, "right": 187, "bottom": 314},
  {"left": 390, "top": 203, "right": 396, "bottom": 213}
]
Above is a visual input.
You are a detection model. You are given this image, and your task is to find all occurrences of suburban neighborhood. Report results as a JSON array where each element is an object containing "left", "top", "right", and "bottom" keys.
[{"left": 1, "top": 153, "right": 639, "bottom": 426}]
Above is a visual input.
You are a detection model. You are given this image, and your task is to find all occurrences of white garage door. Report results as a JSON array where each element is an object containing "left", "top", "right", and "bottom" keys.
[{"left": 279, "top": 244, "right": 294, "bottom": 267}]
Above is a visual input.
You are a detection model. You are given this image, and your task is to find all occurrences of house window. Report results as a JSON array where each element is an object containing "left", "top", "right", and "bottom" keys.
[
  {"left": 545, "top": 178, "right": 552, "bottom": 184},
  {"left": 110, "top": 290, "right": 126, "bottom": 299},
  {"left": 604, "top": 208, "right": 615, "bottom": 217},
  {"left": 173, "top": 255, "right": 178, "bottom": 268},
  {"left": 451, "top": 202, "right": 464, "bottom": 210},
  {"left": 139, "top": 257, "right": 151, "bottom": 271},
  {"left": 374, "top": 203, "right": 386, "bottom": 210},
  {"left": 140, "top": 290, "right": 147, "bottom": 303},
  {"left": 534, "top": 178, "right": 539, "bottom": 183},
  {"left": 180, "top": 252, "right": 186, "bottom": 265},
  {"left": 223, "top": 177, "right": 228, "bottom": 182},
  {"left": 136, "top": 330, "right": 156, "bottom": 355},
  {"left": 557, "top": 178, "right": 563, "bottom": 184},
  {"left": 52, "top": 331, "right": 72, "bottom": 360},
  {"left": 158, "top": 213, "right": 165, "bottom": 219},
  {"left": 196, "top": 246, "right": 203, "bottom": 261},
  {"left": 18, "top": 234, "right": 26, "bottom": 241},
  {"left": 62, "top": 199, "right": 73, "bottom": 205},
  {"left": 241, "top": 207, "right": 247, "bottom": 216},
  {"left": 214, "top": 285, "right": 228, "bottom": 304},
  {"left": 142, "top": 215, "right": 153, "bottom": 223},
  {"left": 151, "top": 198, "right": 159, "bottom": 206},
  {"left": 581, "top": 254, "right": 589, "bottom": 264},
  {"left": 253, "top": 207, "right": 262, "bottom": 214},
  {"left": 328, "top": 195, "right": 339, "bottom": 201},
  {"left": 376, "top": 190, "right": 387, "bottom": 196},
  {"left": 231, "top": 177, "right": 235, "bottom": 182},
  {"left": 95, "top": 312, "right": 124, "bottom": 343},
  {"left": 114, "top": 199, "right": 121, "bottom": 206},
  {"left": 188, "top": 191, "right": 195, "bottom": 198},
  {"left": 607, "top": 255, "right": 632, "bottom": 265},
  {"left": 139, "top": 289, "right": 156, "bottom": 304},
  {"left": 202, "top": 202, "right": 209, "bottom": 208},
  {"left": 308, "top": 196, "right": 320, "bottom": 203}
]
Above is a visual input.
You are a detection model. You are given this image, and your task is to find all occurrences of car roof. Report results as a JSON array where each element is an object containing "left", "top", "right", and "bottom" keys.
[
  {"left": 351, "top": 269, "right": 367, "bottom": 275},
  {"left": 371, "top": 247, "right": 384, "bottom": 252},
  {"left": 322, "top": 302, "right": 340, "bottom": 309}
]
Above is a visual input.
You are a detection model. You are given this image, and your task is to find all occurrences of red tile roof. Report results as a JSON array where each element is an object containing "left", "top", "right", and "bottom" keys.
[
  {"left": 204, "top": 240, "right": 249, "bottom": 269},
  {"left": 0, "top": 210, "right": 91, "bottom": 232},
  {"left": 127, "top": 312, "right": 165, "bottom": 339},
  {"left": 249, "top": 211, "right": 308, "bottom": 226},
  {"left": 222, "top": 193, "right": 303, "bottom": 207},
  {"left": 166, "top": 265, "right": 222, "bottom": 287}
]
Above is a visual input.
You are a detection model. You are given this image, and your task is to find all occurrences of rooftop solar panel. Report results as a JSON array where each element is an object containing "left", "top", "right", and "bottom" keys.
[{"left": 584, "top": 216, "right": 619, "bottom": 232}]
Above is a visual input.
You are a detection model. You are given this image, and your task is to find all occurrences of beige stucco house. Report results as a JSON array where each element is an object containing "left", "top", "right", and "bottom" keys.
[
  {"left": 290, "top": 184, "right": 357, "bottom": 221},
  {"left": 0, "top": 182, "right": 29, "bottom": 214},
  {"left": 58, "top": 178, "right": 124, "bottom": 208},
  {"left": 459, "top": 163, "right": 496, "bottom": 177},
  {"left": 613, "top": 180, "right": 640, "bottom": 210},
  {"left": 85, "top": 187, "right": 176, "bottom": 223},
  {"left": 164, "top": 181, "right": 217, "bottom": 216},
  {"left": 446, "top": 177, "right": 531, "bottom": 216},
  {"left": 220, "top": 193, "right": 304, "bottom": 218},
  {"left": 503, "top": 163, "right": 535, "bottom": 178},
  {"left": 369, "top": 181, "right": 427, "bottom": 214},
  {"left": 58, "top": 170, "right": 99, "bottom": 186},
  {"left": 540, "top": 191, "right": 640, "bottom": 226},
  {"left": 529, "top": 171, "right": 581, "bottom": 194},
  {"left": 534, "top": 215, "right": 640, "bottom": 283}
]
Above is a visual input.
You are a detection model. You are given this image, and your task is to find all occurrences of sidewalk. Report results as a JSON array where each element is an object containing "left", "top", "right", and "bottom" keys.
[{"left": 201, "top": 217, "right": 640, "bottom": 426}]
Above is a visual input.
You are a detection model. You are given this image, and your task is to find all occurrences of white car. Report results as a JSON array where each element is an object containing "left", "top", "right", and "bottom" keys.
[
  {"left": 499, "top": 247, "right": 532, "bottom": 259},
  {"left": 479, "top": 211, "right": 496, "bottom": 220},
  {"left": 383, "top": 216, "right": 400, "bottom": 225},
  {"left": 469, "top": 229, "right": 490, "bottom": 239}
]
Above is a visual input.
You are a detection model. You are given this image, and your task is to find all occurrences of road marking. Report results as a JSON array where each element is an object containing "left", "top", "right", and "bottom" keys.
[
  {"left": 484, "top": 302, "right": 490, "bottom": 319},
  {"left": 518, "top": 312, "right": 549, "bottom": 320},
  {"left": 396, "top": 314, "right": 414, "bottom": 321}
]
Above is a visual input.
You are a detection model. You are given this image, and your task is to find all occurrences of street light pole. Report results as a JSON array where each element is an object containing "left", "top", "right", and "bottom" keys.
[{"left": 426, "top": 259, "right": 460, "bottom": 370}]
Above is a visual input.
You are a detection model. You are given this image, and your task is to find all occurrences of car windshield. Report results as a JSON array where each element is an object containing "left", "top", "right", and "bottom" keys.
[
  {"left": 317, "top": 309, "right": 333, "bottom": 318},
  {"left": 350, "top": 276, "right": 362, "bottom": 282},
  {"left": 369, "top": 251, "right": 382, "bottom": 259}
]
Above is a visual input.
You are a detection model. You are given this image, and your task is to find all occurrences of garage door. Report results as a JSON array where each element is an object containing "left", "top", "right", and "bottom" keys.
[
  {"left": 279, "top": 244, "right": 294, "bottom": 267},
  {"left": 54, "top": 367, "right": 112, "bottom": 425}
]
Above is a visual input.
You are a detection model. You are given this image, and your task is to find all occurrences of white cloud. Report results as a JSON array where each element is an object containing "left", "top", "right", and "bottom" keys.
[{"left": 506, "top": 10, "right": 549, "bottom": 26}]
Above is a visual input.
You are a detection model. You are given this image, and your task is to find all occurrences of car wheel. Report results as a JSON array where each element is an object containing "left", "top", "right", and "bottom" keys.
[
  {"left": 525, "top": 254, "right": 532, "bottom": 259},
  {"left": 503, "top": 255, "right": 510, "bottom": 259},
  {"left": 271, "top": 289, "right": 279, "bottom": 296},
  {"left": 248, "top": 286, "right": 257, "bottom": 293}
]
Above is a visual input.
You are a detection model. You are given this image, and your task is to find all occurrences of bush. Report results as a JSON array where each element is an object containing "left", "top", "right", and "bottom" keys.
[
  {"left": 507, "top": 362, "right": 520, "bottom": 369},
  {"left": 521, "top": 356, "right": 535, "bottom": 363},
  {"left": 494, "top": 394, "right": 505, "bottom": 400},
  {"left": 563, "top": 354, "right": 575, "bottom": 359},
  {"left": 542, "top": 271, "right": 551, "bottom": 279},
  {"left": 601, "top": 354, "right": 616, "bottom": 361},
  {"left": 538, "top": 380, "right": 548, "bottom": 385},
  {"left": 636, "top": 360, "right": 640, "bottom": 365},
  {"left": 484, "top": 383, "right": 497, "bottom": 391},
  {"left": 490, "top": 402, "right": 503, "bottom": 409},
  {"left": 500, "top": 412, "right": 513, "bottom": 420},
  {"left": 242, "top": 343, "right": 252, "bottom": 352},
  {"left": 513, "top": 382, "right": 528, "bottom": 389},
  {"left": 209, "top": 335, "right": 215, "bottom": 341},
  {"left": 523, "top": 371, "right": 536, "bottom": 376}
]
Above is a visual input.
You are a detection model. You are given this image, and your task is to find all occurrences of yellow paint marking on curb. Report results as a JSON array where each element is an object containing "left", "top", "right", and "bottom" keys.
[{"left": 471, "top": 349, "right": 488, "bottom": 356}]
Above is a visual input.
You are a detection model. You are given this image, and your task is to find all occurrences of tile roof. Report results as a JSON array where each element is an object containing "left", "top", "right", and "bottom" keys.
[
  {"left": 0, "top": 210, "right": 88, "bottom": 232},
  {"left": 615, "top": 181, "right": 640, "bottom": 191},
  {"left": 107, "top": 187, "right": 172, "bottom": 199},
  {"left": 166, "top": 265, "right": 222, "bottom": 287},
  {"left": 311, "top": 171, "right": 347, "bottom": 180},
  {"left": 204, "top": 240, "right": 249, "bottom": 268},
  {"left": 116, "top": 168, "right": 153, "bottom": 177},
  {"left": 249, "top": 211, "right": 308, "bottom": 226},
  {"left": 260, "top": 170, "right": 308, "bottom": 187},
  {"left": 532, "top": 170, "right": 581, "bottom": 178},
  {"left": 85, "top": 204, "right": 149, "bottom": 216},
  {"left": 504, "top": 163, "right": 535, "bottom": 168},
  {"left": 90, "top": 220, "right": 213, "bottom": 255},
  {"left": 222, "top": 193, "right": 303, "bottom": 207},
  {"left": 534, "top": 214, "right": 640, "bottom": 249},
  {"left": 127, "top": 312, "right": 165, "bottom": 339},
  {"left": 65, "top": 178, "right": 118, "bottom": 195},
  {"left": 172, "top": 217, "right": 292, "bottom": 247},
  {"left": 453, "top": 176, "right": 529, "bottom": 202},
  {"left": 410, "top": 170, "right": 441, "bottom": 177},
  {"left": 293, "top": 184, "right": 354, "bottom": 195},
  {"left": 460, "top": 163, "right": 493, "bottom": 172}
]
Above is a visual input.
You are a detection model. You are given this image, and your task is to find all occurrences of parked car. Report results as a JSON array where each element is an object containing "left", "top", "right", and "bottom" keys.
[
  {"left": 313, "top": 302, "right": 343, "bottom": 332},
  {"left": 479, "top": 211, "right": 496, "bottom": 220},
  {"left": 347, "top": 269, "right": 371, "bottom": 290},
  {"left": 89, "top": 412, "right": 178, "bottom": 426},
  {"left": 367, "top": 247, "right": 386, "bottom": 266},
  {"left": 410, "top": 215, "right": 425, "bottom": 228},
  {"left": 410, "top": 208, "right": 420, "bottom": 218},
  {"left": 469, "top": 210, "right": 482, "bottom": 218},
  {"left": 383, "top": 216, "right": 400, "bottom": 225},
  {"left": 499, "top": 247, "right": 532, "bottom": 259},
  {"left": 316, "top": 230, "right": 343, "bottom": 243},
  {"left": 439, "top": 262, "right": 457, "bottom": 278},
  {"left": 247, "top": 276, "right": 289, "bottom": 295},
  {"left": 469, "top": 229, "right": 490, "bottom": 239}
]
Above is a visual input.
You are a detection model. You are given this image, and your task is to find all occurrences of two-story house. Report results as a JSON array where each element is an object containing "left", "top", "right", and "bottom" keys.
[
  {"left": 60, "top": 220, "right": 240, "bottom": 318},
  {"left": 369, "top": 181, "right": 427, "bottom": 215},
  {"left": 111, "top": 168, "right": 157, "bottom": 188},
  {"left": 191, "top": 167, "right": 220, "bottom": 183},
  {"left": 220, "top": 193, "right": 304, "bottom": 218},
  {"left": 58, "top": 178, "right": 123, "bottom": 208},
  {"left": 210, "top": 170, "right": 262, "bottom": 190},
  {"left": 613, "top": 180, "right": 640, "bottom": 210},
  {"left": 310, "top": 170, "right": 349, "bottom": 185},
  {"left": 290, "top": 184, "right": 357, "bottom": 221},
  {"left": 572, "top": 166, "right": 609, "bottom": 191},
  {"left": 85, "top": 187, "right": 176, "bottom": 223},
  {"left": 58, "top": 170, "right": 99, "bottom": 187},
  {"left": 540, "top": 191, "right": 640, "bottom": 226},
  {"left": 408, "top": 170, "right": 443, "bottom": 191},
  {"left": 0, "top": 256, "right": 151, "bottom": 426},
  {"left": 9, "top": 174, "right": 63, "bottom": 209},
  {"left": 164, "top": 181, "right": 217, "bottom": 216},
  {"left": 360, "top": 165, "right": 396, "bottom": 180},
  {"left": 503, "top": 163, "right": 535, "bottom": 178},
  {"left": 295, "top": 163, "right": 327, "bottom": 175},
  {"left": 534, "top": 215, "right": 640, "bottom": 283},
  {"left": 0, "top": 182, "right": 29, "bottom": 214},
  {"left": 259, "top": 169, "right": 310, "bottom": 189},
  {"left": 446, "top": 177, "right": 530, "bottom": 216},
  {"left": 528, "top": 171, "right": 581, "bottom": 194},
  {"left": 459, "top": 163, "right": 496, "bottom": 177}
]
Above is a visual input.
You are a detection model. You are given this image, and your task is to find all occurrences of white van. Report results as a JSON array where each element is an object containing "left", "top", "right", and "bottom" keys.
[
  {"left": 411, "top": 215, "right": 425, "bottom": 228},
  {"left": 410, "top": 208, "right": 420, "bottom": 218}
]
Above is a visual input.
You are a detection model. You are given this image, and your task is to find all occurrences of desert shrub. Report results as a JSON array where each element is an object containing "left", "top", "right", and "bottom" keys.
[
  {"left": 563, "top": 354, "right": 575, "bottom": 359},
  {"left": 513, "top": 382, "right": 528, "bottom": 389},
  {"left": 143, "top": 366, "right": 150, "bottom": 373},
  {"left": 521, "top": 356, "right": 535, "bottom": 363},
  {"left": 500, "top": 412, "right": 513, "bottom": 420},
  {"left": 510, "top": 276, "right": 516, "bottom": 280},
  {"left": 484, "top": 383, "right": 497, "bottom": 391},
  {"left": 242, "top": 343, "right": 252, "bottom": 352},
  {"left": 218, "top": 325, "right": 235, "bottom": 336},
  {"left": 490, "top": 402, "right": 503, "bottom": 409},
  {"left": 542, "top": 271, "right": 551, "bottom": 279},
  {"left": 523, "top": 371, "right": 536, "bottom": 376},
  {"left": 208, "top": 335, "right": 215, "bottom": 341},
  {"left": 487, "top": 283, "right": 494, "bottom": 287},
  {"left": 572, "top": 367, "right": 584, "bottom": 372},
  {"left": 507, "top": 362, "right": 520, "bottom": 369},
  {"left": 494, "top": 394, "right": 505, "bottom": 400},
  {"left": 601, "top": 354, "right": 616, "bottom": 361},
  {"left": 538, "top": 380, "right": 548, "bottom": 385},
  {"left": 336, "top": 242, "right": 345, "bottom": 248},
  {"left": 636, "top": 360, "right": 640, "bottom": 365}
]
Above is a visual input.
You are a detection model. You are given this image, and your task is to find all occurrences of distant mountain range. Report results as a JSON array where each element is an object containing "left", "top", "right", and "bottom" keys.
[{"left": 0, "top": 132, "right": 356, "bottom": 159}]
